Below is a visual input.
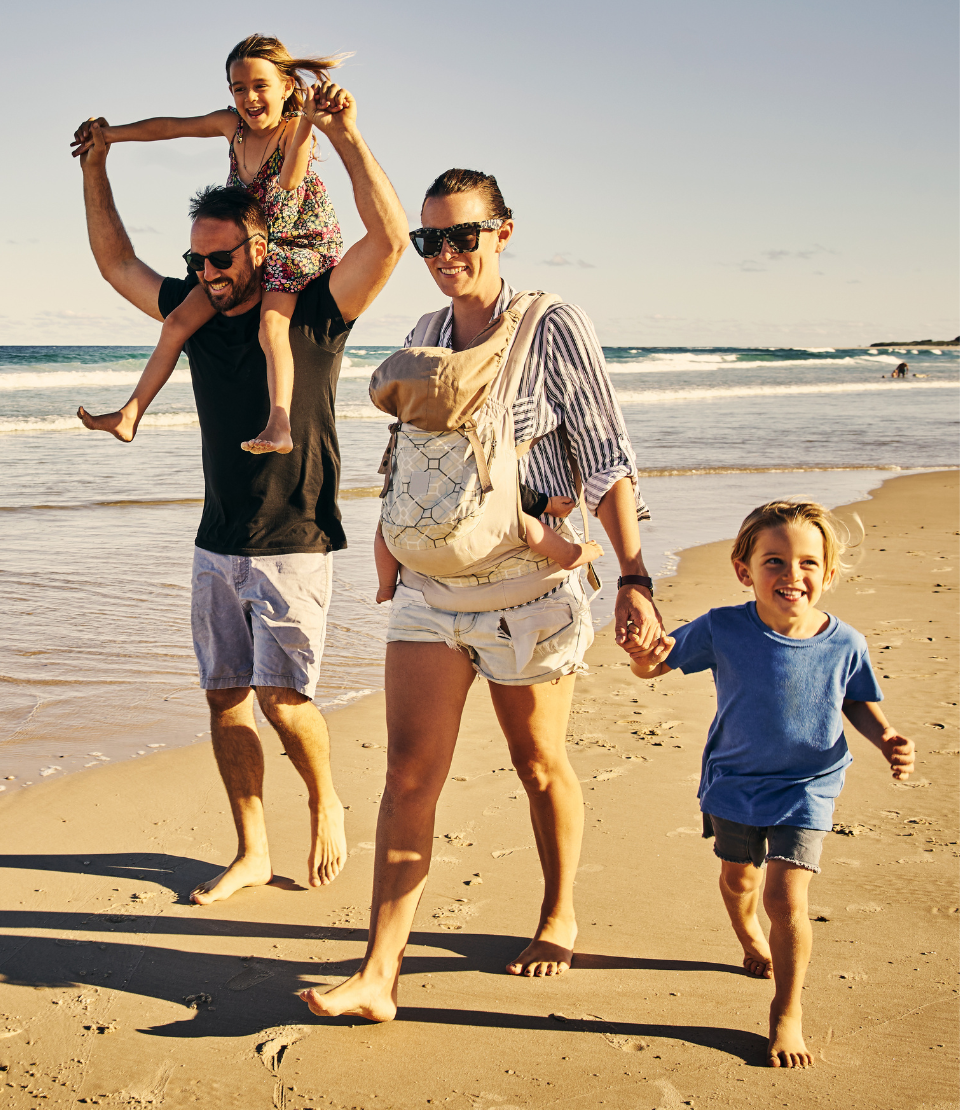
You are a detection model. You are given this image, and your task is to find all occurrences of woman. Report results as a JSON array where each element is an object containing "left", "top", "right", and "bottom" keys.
[{"left": 303, "top": 168, "right": 663, "bottom": 1021}]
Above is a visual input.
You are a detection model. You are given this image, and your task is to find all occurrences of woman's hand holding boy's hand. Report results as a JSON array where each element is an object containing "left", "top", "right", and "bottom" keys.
[
  {"left": 545, "top": 496, "right": 576, "bottom": 520},
  {"left": 624, "top": 633, "right": 675, "bottom": 678},
  {"left": 879, "top": 727, "right": 915, "bottom": 780}
]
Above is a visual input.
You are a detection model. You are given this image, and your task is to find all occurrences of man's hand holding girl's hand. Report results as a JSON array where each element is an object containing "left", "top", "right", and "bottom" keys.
[
  {"left": 304, "top": 81, "right": 355, "bottom": 134},
  {"left": 879, "top": 727, "right": 916, "bottom": 780},
  {"left": 71, "top": 117, "right": 110, "bottom": 158}
]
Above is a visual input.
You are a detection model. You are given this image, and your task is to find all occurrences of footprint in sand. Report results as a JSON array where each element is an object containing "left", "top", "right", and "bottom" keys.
[{"left": 226, "top": 964, "right": 274, "bottom": 991}]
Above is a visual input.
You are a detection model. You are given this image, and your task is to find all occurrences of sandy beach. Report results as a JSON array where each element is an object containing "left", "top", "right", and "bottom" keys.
[{"left": 0, "top": 470, "right": 956, "bottom": 1109}]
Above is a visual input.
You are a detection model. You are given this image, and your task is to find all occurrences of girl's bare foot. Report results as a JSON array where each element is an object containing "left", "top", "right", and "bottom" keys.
[
  {"left": 190, "top": 853, "right": 273, "bottom": 905},
  {"left": 767, "top": 1005, "right": 814, "bottom": 1068},
  {"left": 506, "top": 916, "right": 577, "bottom": 977},
  {"left": 77, "top": 405, "right": 137, "bottom": 442},
  {"left": 241, "top": 413, "right": 293, "bottom": 454},
  {"left": 307, "top": 801, "right": 347, "bottom": 887},
  {"left": 300, "top": 971, "right": 398, "bottom": 1023},
  {"left": 742, "top": 938, "right": 774, "bottom": 978},
  {"left": 558, "top": 540, "right": 603, "bottom": 571}
]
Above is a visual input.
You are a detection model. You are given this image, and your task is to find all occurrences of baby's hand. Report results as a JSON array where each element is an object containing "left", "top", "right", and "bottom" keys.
[
  {"left": 545, "top": 496, "right": 576, "bottom": 519},
  {"left": 375, "top": 585, "right": 396, "bottom": 605},
  {"left": 879, "top": 728, "right": 915, "bottom": 780}
]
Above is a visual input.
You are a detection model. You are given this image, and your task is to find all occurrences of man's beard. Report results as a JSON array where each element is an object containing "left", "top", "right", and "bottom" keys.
[{"left": 199, "top": 263, "right": 260, "bottom": 313}]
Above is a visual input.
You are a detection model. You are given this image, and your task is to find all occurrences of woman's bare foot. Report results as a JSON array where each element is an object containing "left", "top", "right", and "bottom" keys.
[
  {"left": 742, "top": 937, "right": 774, "bottom": 978},
  {"left": 300, "top": 970, "right": 398, "bottom": 1023},
  {"left": 190, "top": 853, "right": 273, "bottom": 905},
  {"left": 307, "top": 801, "right": 348, "bottom": 887},
  {"left": 558, "top": 540, "right": 603, "bottom": 571},
  {"left": 241, "top": 412, "right": 293, "bottom": 454},
  {"left": 506, "top": 916, "right": 577, "bottom": 977},
  {"left": 77, "top": 405, "right": 137, "bottom": 442},
  {"left": 767, "top": 1005, "right": 814, "bottom": 1068}
]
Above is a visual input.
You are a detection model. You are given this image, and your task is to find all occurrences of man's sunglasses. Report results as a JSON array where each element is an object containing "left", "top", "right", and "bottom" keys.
[
  {"left": 409, "top": 220, "right": 505, "bottom": 258},
  {"left": 182, "top": 234, "right": 264, "bottom": 272}
]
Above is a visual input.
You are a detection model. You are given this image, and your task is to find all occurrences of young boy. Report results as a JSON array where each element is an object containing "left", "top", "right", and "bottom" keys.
[{"left": 624, "top": 500, "right": 915, "bottom": 1068}]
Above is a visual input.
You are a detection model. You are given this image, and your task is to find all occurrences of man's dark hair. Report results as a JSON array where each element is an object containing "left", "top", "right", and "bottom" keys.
[
  {"left": 188, "top": 185, "right": 269, "bottom": 240},
  {"left": 423, "top": 169, "right": 513, "bottom": 220}
]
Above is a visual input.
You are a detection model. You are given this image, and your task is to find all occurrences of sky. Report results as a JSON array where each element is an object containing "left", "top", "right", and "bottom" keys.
[{"left": 1, "top": 0, "right": 957, "bottom": 348}]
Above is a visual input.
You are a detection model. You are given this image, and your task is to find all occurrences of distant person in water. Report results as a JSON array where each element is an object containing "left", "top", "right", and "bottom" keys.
[
  {"left": 894, "top": 361, "right": 909, "bottom": 378},
  {"left": 73, "top": 84, "right": 407, "bottom": 903}
]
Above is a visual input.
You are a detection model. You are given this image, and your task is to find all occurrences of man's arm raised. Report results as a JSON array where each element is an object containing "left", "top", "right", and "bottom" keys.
[
  {"left": 80, "top": 121, "right": 164, "bottom": 322},
  {"left": 305, "top": 83, "right": 407, "bottom": 322}
]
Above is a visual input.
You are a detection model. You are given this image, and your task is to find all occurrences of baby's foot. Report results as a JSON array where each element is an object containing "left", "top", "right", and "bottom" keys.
[
  {"left": 77, "top": 405, "right": 137, "bottom": 442},
  {"left": 559, "top": 540, "right": 603, "bottom": 571},
  {"left": 376, "top": 585, "right": 396, "bottom": 604},
  {"left": 241, "top": 413, "right": 293, "bottom": 454}
]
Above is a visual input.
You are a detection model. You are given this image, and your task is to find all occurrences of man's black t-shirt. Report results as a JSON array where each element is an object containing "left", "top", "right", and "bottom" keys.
[{"left": 158, "top": 270, "right": 353, "bottom": 556}]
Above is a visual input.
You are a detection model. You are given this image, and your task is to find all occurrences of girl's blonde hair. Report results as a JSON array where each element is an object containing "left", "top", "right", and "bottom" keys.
[
  {"left": 731, "top": 500, "right": 857, "bottom": 582},
  {"left": 225, "top": 34, "right": 348, "bottom": 116}
]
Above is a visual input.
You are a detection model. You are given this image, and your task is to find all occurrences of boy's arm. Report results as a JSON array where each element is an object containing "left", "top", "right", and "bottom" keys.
[
  {"left": 842, "top": 700, "right": 916, "bottom": 780},
  {"left": 625, "top": 634, "right": 676, "bottom": 679},
  {"left": 71, "top": 110, "right": 235, "bottom": 157}
]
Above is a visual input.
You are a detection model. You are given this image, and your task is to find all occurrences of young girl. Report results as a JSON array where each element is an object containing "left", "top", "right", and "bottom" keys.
[
  {"left": 373, "top": 491, "right": 603, "bottom": 603},
  {"left": 73, "top": 34, "right": 345, "bottom": 454},
  {"left": 624, "top": 501, "right": 915, "bottom": 1069}
]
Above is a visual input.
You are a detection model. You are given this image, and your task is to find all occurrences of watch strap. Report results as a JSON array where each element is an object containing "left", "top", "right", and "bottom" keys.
[{"left": 617, "top": 574, "right": 654, "bottom": 593}]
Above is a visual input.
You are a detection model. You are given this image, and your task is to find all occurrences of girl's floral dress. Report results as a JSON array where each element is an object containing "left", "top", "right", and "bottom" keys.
[{"left": 226, "top": 107, "right": 343, "bottom": 293}]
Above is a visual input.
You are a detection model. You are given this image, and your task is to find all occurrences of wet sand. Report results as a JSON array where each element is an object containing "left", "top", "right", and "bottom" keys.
[{"left": 0, "top": 470, "right": 956, "bottom": 1109}]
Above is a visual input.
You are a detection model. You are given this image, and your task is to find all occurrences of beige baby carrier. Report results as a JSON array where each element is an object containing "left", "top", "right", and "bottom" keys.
[{"left": 370, "top": 290, "right": 600, "bottom": 613}]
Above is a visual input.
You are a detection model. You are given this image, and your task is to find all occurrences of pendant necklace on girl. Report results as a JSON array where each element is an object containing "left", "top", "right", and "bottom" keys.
[{"left": 238, "top": 117, "right": 287, "bottom": 181}]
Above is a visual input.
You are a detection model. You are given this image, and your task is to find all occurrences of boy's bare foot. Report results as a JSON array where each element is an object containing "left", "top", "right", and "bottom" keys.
[
  {"left": 300, "top": 971, "right": 398, "bottom": 1023},
  {"left": 742, "top": 937, "right": 774, "bottom": 978},
  {"left": 190, "top": 853, "right": 273, "bottom": 905},
  {"left": 558, "top": 540, "right": 603, "bottom": 571},
  {"left": 376, "top": 586, "right": 396, "bottom": 604},
  {"left": 77, "top": 405, "right": 137, "bottom": 442},
  {"left": 307, "top": 801, "right": 347, "bottom": 887},
  {"left": 506, "top": 916, "right": 577, "bottom": 977},
  {"left": 241, "top": 413, "right": 293, "bottom": 454},
  {"left": 767, "top": 1005, "right": 814, "bottom": 1068}
]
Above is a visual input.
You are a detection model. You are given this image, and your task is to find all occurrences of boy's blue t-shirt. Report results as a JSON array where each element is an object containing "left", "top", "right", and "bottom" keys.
[{"left": 667, "top": 602, "right": 883, "bottom": 831}]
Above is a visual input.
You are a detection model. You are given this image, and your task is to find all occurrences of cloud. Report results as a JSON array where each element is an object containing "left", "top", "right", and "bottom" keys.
[
  {"left": 543, "top": 253, "right": 572, "bottom": 266},
  {"left": 759, "top": 244, "right": 837, "bottom": 261},
  {"left": 6, "top": 237, "right": 39, "bottom": 245},
  {"left": 128, "top": 226, "right": 160, "bottom": 235},
  {"left": 577, "top": 259, "right": 595, "bottom": 269},
  {"left": 736, "top": 260, "right": 767, "bottom": 273}
]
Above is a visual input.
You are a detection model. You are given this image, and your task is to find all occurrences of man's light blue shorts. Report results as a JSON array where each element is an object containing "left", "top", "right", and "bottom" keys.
[
  {"left": 385, "top": 573, "right": 594, "bottom": 686},
  {"left": 191, "top": 547, "right": 333, "bottom": 698}
]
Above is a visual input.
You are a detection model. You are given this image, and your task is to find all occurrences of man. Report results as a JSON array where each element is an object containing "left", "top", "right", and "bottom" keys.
[{"left": 77, "top": 82, "right": 407, "bottom": 904}]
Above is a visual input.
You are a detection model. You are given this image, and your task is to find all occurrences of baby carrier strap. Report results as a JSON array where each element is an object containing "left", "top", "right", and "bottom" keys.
[{"left": 409, "top": 307, "right": 449, "bottom": 348}]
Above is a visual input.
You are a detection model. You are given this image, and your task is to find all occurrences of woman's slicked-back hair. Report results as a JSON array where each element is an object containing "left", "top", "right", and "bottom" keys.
[
  {"left": 730, "top": 500, "right": 859, "bottom": 585},
  {"left": 225, "top": 34, "right": 349, "bottom": 116},
  {"left": 188, "top": 184, "right": 269, "bottom": 241},
  {"left": 423, "top": 169, "right": 513, "bottom": 220}
]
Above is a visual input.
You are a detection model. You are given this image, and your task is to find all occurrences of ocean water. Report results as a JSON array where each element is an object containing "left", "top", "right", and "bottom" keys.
[{"left": 0, "top": 343, "right": 956, "bottom": 790}]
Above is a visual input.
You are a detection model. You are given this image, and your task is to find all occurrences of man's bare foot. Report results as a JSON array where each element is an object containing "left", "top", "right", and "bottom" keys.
[
  {"left": 190, "top": 853, "right": 273, "bottom": 905},
  {"left": 307, "top": 801, "right": 347, "bottom": 887},
  {"left": 300, "top": 971, "right": 397, "bottom": 1023},
  {"left": 742, "top": 938, "right": 774, "bottom": 978},
  {"left": 77, "top": 405, "right": 137, "bottom": 442},
  {"left": 767, "top": 1005, "right": 814, "bottom": 1068},
  {"left": 558, "top": 540, "right": 603, "bottom": 571},
  {"left": 506, "top": 916, "right": 577, "bottom": 977},
  {"left": 241, "top": 413, "right": 293, "bottom": 454}
]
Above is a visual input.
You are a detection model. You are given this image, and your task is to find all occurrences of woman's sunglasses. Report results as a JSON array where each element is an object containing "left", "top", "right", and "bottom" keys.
[
  {"left": 409, "top": 220, "right": 504, "bottom": 258},
  {"left": 182, "top": 233, "right": 263, "bottom": 272}
]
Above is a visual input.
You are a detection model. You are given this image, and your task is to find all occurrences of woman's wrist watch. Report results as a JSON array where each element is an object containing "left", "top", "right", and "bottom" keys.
[{"left": 617, "top": 574, "right": 654, "bottom": 594}]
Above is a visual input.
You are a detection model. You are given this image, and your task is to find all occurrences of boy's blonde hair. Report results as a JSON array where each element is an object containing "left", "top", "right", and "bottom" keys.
[{"left": 731, "top": 500, "right": 854, "bottom": 582}]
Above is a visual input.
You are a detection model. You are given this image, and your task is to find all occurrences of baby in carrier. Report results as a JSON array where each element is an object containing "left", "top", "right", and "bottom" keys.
[{"left": 374, "top": 492, "right": 602, "bottom": 603}]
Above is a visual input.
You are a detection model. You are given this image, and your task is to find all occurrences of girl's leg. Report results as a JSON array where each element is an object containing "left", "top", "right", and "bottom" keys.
[
  {"left": 374, "top": 524, "right": 401, "bottom": 603},
  {"left": 78, "top": 286, "right": 215, "bottom": 441},
  {"left": 243, "top": 290, "right": 297, "bottom": 454},
  {"left": 300, "top": 641, "right": 477, "bottom": 1022},
  {"left": 718, "top": 859, "right": 773, "bottom": 978},
  {"left": 524, "top": 513, "right": 603, "bottom": 571},
  {"left": 762, "top": 860, "right": 816, "bottom": 1068}
]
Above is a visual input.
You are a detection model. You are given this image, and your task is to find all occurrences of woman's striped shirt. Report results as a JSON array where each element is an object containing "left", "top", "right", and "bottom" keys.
[{"left": 402, "top": 281, "right": 650, "bottom": 521}]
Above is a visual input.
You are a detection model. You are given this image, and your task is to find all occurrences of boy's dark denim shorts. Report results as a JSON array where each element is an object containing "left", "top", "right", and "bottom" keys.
[{"left": 702, "top": 812, "right": 827, "bottom": 873}]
